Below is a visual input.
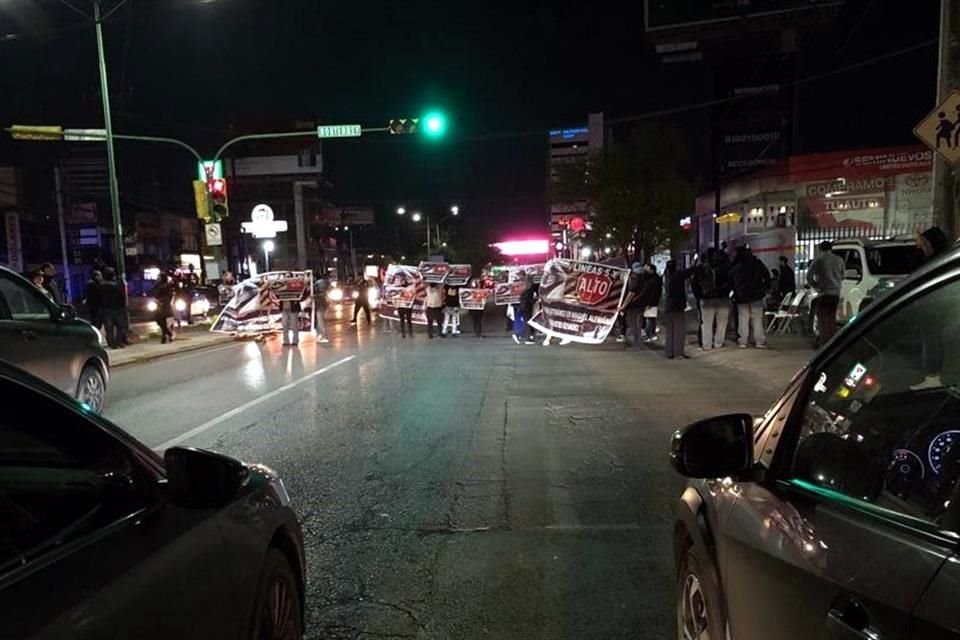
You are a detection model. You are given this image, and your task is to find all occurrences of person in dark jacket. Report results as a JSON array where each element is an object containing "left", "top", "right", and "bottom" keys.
[
  {"left": 729, "top": 246, "right": 770, "bottom": 348},
  {"left": 515, "top": 275, "right": 537, "bottom": 345},
  {"left": 99, "top": 268, "right": 127, "bottom": 349},
  {"left": 663, "top": 260, "right": 687, "bottom": 359},
  {"left": 637, "top": 263, "right": 662, "bottom": 341},
  {"left": 152, "top": 273, "right": 175, "bottom": 344},
  {"left": 694, "top": 248, "right": 732, "bottom": 350},
  {"left": 619, "top": 263, "right": 647, "bottom": 347},
  {"left": 916, "top": 226, "right": 950, "bottom": 267},
  {"left": 352, "top": 277, "right": 372, "bottom": 325},
  {"left": 40, "top": 262, "right": 64, "bottom": 305},
  {"left": 84, "top": 270, "right": 103, "bottom": 329},
  {"left": 778, "top": 256, "right": 796, "bottom": 298}
]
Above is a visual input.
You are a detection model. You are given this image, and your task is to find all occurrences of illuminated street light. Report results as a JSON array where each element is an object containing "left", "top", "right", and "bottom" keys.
[
  {"left": 442, "top": 242, "right": 448, "bottom": 248},
  {"left": 580, "top": 246, "right": 593, "bottom": 259},
  {"left": 411, "top": 212, "right": 423, "bottom": 222},
  {"left": 450, "top": 205, "right": 459, "bottom": 216},
  {"left": 396, "top": 206, "right": 406, "bottom": 215},
  {"left": 262, "top": 240, "right": 275, "bottom": 271}
]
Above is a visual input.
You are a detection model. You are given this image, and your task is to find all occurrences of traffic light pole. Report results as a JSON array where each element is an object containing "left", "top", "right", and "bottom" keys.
[{"left": 93, "top": 0, "right": 126, "bottom": 283}]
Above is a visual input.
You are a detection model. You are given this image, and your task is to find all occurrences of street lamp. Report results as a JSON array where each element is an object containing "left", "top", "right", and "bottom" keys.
[
  {"left": 263, "top": 240, "right": 275, "bottom": 271},
  {"left": 396, "top": 206, "right": 406, "bottom": 215},
  {"left": 411, "top": 212, "right": 423, "bottom": 223},
  {"left": 450, "top": 205, "right": 460, "bottom": 216}
]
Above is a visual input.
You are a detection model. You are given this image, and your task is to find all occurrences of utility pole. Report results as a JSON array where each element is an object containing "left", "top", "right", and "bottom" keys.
[
  {"left": 92, "top": 0, "right": 126, "bottom": 283},
  {"left": 53, "top": 167, "right": 73, "bottom": 302},
  {"left": 934, "top": 0, "right": 960, "bottom": 239}
]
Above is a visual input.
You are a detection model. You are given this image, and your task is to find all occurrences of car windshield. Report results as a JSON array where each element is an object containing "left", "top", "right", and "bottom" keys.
[{"left": 866, "top": 245, "right": 922, "bottom": 276}]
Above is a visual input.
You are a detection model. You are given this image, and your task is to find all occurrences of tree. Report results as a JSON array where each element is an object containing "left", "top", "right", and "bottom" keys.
[{"left": 556, "top": 126, "right": 693, "bottom": 263}]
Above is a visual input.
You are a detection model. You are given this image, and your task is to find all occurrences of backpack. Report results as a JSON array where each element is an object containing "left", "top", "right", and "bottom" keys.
[{"left": 698, "top": 261, "right": 725, "bottom": 299}]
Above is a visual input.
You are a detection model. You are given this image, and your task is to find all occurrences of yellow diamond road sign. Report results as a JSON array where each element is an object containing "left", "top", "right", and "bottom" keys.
[{"left": 915, "top": 89, "right": 960, "bottom": 165}]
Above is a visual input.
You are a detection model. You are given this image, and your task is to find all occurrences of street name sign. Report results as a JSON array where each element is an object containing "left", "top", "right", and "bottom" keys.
[
  {"left": 915, "top": 90, "right": 960, "bottom": 165},
  {"left": 316, "top": 124, "right": 362, "bottom": 139}
]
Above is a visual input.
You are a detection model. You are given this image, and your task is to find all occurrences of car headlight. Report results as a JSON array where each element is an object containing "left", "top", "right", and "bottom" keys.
[
  {"left": 175, "top": 299, "right": 187, "bottom": 312},
  {"left": 147, "top": 300, "right": 158, "bottom": 312},
  {"left": 351, "top": 290, "right": 359, "bottom": 300},
  {"left": 328, "top": 287, "right": 344, "bottom": 302}
]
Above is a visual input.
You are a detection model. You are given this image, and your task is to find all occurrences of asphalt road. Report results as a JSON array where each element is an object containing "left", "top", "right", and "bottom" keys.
[{"left": 103, "top": 316, "right": 809, "bottom": 639}]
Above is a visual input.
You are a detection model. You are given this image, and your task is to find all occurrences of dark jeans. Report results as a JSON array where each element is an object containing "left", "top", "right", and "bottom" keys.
[
  {"left": 625, "top": 307, "right": 643, "bottom": 345},
  {"left": 664, "top": 310, "right": 686, "bottom": 359},
  {"left": 398, "top": 308, "right": 413, "bottom": 336},
  {"left": 102, "top": 308, "right": 124, "bottom": 347},
  {"left": 469, "top": 309, "right": 483, "bottom": 336},
  {"left": 815, "top": 294, "right": 840, "bottom": 345},
  {"left": 644, "top": 316, "right": 657, "bottom": 340},
  {"left": 155, "top": 308, "right": 173, "bottom": 342},
  {"left": 426, "top": 307, "right": 443, "bottom": 337},
  {"left": 353, "top": 301, "right": 371, "bottom": 323}
]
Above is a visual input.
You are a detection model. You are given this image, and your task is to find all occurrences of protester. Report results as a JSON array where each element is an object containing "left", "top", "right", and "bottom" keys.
[
  {"left": 619, "top": 262, "right": 646, "bottom": 347},
  {"left": 352, "top": 277, "right": 372, "bottom": 325},
  {"left": 916, "top": 226, "right": 950, "bottom": 267},
  {"left": 638, "top": 263, "right": 662, "bottom": 341},
  {"left": 778, "top": 256, "right": 796, "bottom": 298},
  {"left": 694, "top": 248, "right": 732, "bottom": 350},
  {"left": 99, "top": 269, "right": 127, "bottom": 349},
  {"left": 468, "top": 277, "right": 485, "bottom": 338},
  {"left": 84, "top": 270, "right": 103, "bottom": 329},
  {"left": 442, "top": 282, "right": 461, "bottom": 336},
  {"left": 280, "top": 294, "right": 301, "bottom": 346},
  {"left": 28, "top": 270, "right": 51, "bottom": 299},
  {"left": 314, "top": 276, "right": 331, "bottom": 343},
  {"left": 729, "top": 245, "right": 770, "bottom": 348},
  {"left": 152, "top": 273, "right": 175, "bottom": 344},
  {"left": 515, "top": 275, "right": 537, "bottom": 345},
  {"left": 425, "top": 282, "right": 444, "bottom": 338},
  {"left": 805, "top": 240, "right": 845, "bottom": 347},
  {"left": 40, "top": 262, "right": 64, "bottom": 305},
  {"left": 663, "top": 260, "right": 687, "bottom": 359}
]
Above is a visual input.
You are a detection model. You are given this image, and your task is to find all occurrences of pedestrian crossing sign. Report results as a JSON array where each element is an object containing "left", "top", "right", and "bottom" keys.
[{"left": 915, "top": 90, "right": 960, "bottom": 165}]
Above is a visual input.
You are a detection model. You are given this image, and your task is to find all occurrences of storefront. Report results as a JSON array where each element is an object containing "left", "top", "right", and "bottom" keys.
[{"left": 694, "top": 145, "right": 934, "bottom": 269}]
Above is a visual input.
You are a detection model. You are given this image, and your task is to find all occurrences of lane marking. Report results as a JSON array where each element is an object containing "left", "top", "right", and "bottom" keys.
[{"left": 155, "top": 355, "right": 356, "bottom": 450}]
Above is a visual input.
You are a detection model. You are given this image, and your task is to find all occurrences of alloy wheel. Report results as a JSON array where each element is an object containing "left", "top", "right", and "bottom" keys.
[
  {"left": 680, "top": 572, "right": 711, "bottom": 640},
  {"left": 77, "top": 369, "right": 105, "bottom": 412},
  {"left": 258, "top": 576, "right": 297, "bottom": 640}
]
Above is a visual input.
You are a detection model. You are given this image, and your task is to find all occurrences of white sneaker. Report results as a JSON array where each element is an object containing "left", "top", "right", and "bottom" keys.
[
  {"left": 616, "top": 335, "right": 626, "bottom": 343},
  {"left": 542, "top": 336, "right": 551, "bottom": 346},
  {"left": 512, "top": 335, "right": 521, "bottom": 344}
]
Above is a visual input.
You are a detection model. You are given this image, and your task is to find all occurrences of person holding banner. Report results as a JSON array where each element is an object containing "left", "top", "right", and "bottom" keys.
[
  {"left": 425, "top": 283, "right": 445, "bottom": 339},
  {"left": 281, "top": 296, "right": 301, "bottom": 346},
  {"left": 513, "top": 275, "right": 537, "bottom": 345},
  {"left": 465, "top": 278, "right": 486, "bottom": 338},
  {"left": 663, "top": 260, "right": 688, "bottom": 359},
  {"left": 442, "top": 283, "right": 461, "bottom": 336}
]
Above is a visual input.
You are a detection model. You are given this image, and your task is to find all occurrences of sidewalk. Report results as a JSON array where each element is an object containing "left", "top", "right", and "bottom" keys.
[{"left": 109, "top": 324, "right": 236, "bottom": 368}]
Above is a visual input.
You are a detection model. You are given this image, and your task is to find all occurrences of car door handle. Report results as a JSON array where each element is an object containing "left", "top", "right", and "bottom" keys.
[
  {"left": 827, "top": 601, "right": 882, "bottom": 640},
  {"left": 20, "top": 330, "right": 37, "bottom": 342}
]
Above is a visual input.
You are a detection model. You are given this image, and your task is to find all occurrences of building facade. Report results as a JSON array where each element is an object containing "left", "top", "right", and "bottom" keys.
[{"left": 547, "top": 112, "right": 604, "bottom": 258}]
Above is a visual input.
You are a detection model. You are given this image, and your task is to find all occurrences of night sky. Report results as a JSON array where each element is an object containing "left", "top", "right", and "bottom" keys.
[{"left": 0, "top": 0, "right": 943, "bottom": 237}]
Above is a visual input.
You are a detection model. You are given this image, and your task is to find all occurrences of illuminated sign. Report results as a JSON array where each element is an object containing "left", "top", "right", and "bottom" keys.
[
  {"left": 716, "top": 212, "right": 742, "bottom": 224},
  {"left": 680, "top": 215, "right": 693, "bottom": 229},
  {"left": 494, "top": 239, "right": 550, "bottom": 256},
  {"left": 241, "top": 204, "right": 288, "bottom": 239},
  {"left": 197, "top": 160, "right": 224, "bottom": 182},
  {"left": 549, "top": 127, "right": 589, "bottom": 140}
]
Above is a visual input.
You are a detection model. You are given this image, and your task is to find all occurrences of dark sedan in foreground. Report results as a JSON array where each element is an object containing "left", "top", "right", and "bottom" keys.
[
  {"left": 0, "top": 362, "right": 305, "bottom": 639},
  {"left": 672, "top": 245, "right": 960, "bottom": 639}
]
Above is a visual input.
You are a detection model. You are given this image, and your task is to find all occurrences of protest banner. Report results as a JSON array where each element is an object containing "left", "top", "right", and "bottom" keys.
[
  {"left": 446, "top": 264, "right": 472, "bottom": 286},
  {"left": 459, "top": 288, "right": 490, "bottom": 310},
  {"left": 527, "top": 259, "right": 628, "bottom": 344},
  {"left": 493, "top": 280, "right": 524, "bottom": 306},
  {"left": 212, "top": 271, "right": 314, "bottom": 334},
  {"left": 419, "top": 261, "right": 450, "bottom": 283},
  {"left": 379, "top": 265, "right": 429, "bottom": 325},
  {"left": 383, "top": 264, "right": 420, "bottom": 309}
]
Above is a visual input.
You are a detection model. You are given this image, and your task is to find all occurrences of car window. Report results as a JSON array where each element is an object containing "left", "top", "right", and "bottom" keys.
[
  {"left": 0, "top": 275, "right": 53, "bottom": 321},
  {"left": 786, "top": 276, "right": 960, "bottom": 527},
  {"left": 836, "top": 249, "right": 862, "bottom": 277},
  {"left": 866, "top": 245, "right": 923, "bottom": 276},
  {"left": 0, "top": 377, "right": 148, "bottom": 575}
]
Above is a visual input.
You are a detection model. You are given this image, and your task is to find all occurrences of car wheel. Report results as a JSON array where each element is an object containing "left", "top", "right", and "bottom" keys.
[
  {"left": 76, "top": 365, "right": 106, "bottom": 412},
  {"left": 676, "top": 539, "right": 726, "bottom": 640},
  {"left": 251, "top": 548, "right": 302, "bottom": 640}
]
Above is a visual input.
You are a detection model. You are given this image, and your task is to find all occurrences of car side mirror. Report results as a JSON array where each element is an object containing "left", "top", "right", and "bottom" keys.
[
  {"left": 844, "top": 269, "right": 862, "bottom": 282},
  {"left": 164, "top": 447, "right": 249, "bottom": 508},
  {"left": 58, "top": 304, "right": 77, "bottom": 320},
  {"left": 670, "top": 413, "right": 753, "bottom": 478}
]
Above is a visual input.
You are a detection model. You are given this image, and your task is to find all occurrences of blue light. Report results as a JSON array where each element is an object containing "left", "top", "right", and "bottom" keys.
[{"left": 550, "top": 127, "right": 589, "bottom": 140}]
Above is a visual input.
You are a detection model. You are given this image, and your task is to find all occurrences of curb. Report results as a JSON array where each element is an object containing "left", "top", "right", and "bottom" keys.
[{"left": 111, "top": 335, "right": 237, "bottom": 368}]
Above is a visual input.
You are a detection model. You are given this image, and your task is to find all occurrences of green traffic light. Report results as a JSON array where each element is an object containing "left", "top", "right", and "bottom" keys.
[{"left": 421, "top": 111, "right": 447, "bottom": 138}]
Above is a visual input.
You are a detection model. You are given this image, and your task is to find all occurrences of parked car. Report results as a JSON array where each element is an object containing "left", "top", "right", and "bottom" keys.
[
  {"left": 0, "top": 266, "right": 109, "bottom": 411},
  {"left": 671, "top": 244, "right": 960, "bottom": 639},
  {"left": 0, "top": 361, "right": 305, "bottom": 639},
  {"left": 830, "top": 237, "right": 920, "bottom": 322}
]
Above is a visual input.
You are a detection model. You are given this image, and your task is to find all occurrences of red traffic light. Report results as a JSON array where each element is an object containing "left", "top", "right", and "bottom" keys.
[{"left": 208, "top": 178, "right": 227, "bottom": 197}]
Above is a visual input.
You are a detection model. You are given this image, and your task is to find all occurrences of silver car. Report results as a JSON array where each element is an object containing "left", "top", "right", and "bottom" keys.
[
  {"left": 672, "top": 245, "right": 960, "bottom": 639},
  {"left": 0, "top": 266, "right": 109, "bottom": 411}
]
